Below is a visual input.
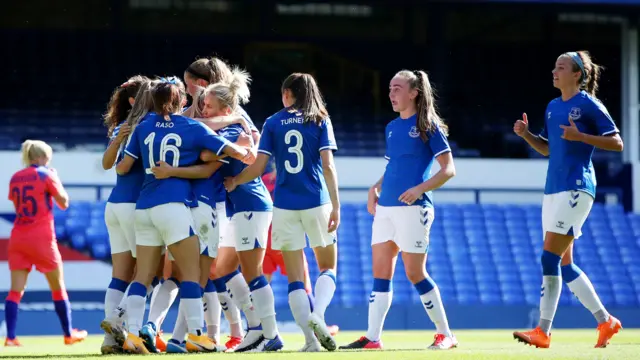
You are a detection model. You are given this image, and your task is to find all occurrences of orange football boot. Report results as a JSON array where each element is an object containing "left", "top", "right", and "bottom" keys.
[
  {"left": 123, "top": 333, "right": 150, "bottom": 354},
  {"left": 64, "top": 329, "right": 88, "bottom": 345},
  {"left": 4, "top": 338, "right": 22, "bottom": 347},
  {"left": 595, "top": 315, "right": 622, "bottom": 348},
  {"left": 156, "top": 330, "right": 167, "bottom": 352},
  {"left": 513, "top": 327, "right": 551, "bottom": 348},
  {"left": 224, "top": 336, "right": 243, "bottom": 352}
]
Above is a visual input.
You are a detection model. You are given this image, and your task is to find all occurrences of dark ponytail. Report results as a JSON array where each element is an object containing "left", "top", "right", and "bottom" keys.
[
  {"left": 570, "top": 51, "right": 603, "bottom": 97},
  {"left": 103, "top": 75, "right": 148, "bottom": 137},
  {"left": 281, "top": 73, "right": 328, "bottom": 126}
]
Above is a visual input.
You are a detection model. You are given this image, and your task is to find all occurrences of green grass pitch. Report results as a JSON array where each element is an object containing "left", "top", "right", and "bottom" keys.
[{"left": 1, "top": 330, "right": 639, "bottom": 360}]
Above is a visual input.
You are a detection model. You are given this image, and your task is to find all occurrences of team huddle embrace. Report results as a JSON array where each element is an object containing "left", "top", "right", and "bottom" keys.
[{"left": 4, "top": 50, "right": 624, "bottom": 353}]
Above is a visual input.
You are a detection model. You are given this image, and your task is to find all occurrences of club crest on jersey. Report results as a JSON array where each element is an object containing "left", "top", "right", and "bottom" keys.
[
  {"left": 569, "top": 107, "right": 582, "bottom": 120},
  {"left": 409, "top": 126, "right": 420, "bottom": 138}
]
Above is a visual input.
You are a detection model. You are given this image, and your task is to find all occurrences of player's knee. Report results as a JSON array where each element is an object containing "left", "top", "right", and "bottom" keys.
[
  {"left": 561, "top": 263, "right": 583, "bottom": 283},
  {"left": 405, "top": 268, "right": 427, "bottom": 284},
  {"left": 541, "top": 250, "right": 562, "bottom": 276}
]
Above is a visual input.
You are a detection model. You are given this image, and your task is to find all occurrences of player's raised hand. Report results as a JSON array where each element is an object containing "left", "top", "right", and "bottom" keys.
[
  {"left": 328, "top": 207, "right": 340, "bottom": 233},
  {"left": 115, "top": 124, "right": 131, "bottom": 143},
  {"left": 223, "top": 177, "right": 237, "bottom": 192},
  {"left": 151, "top": 161, "right": 175, "bottom": 179},
  {"left": 513, "top": 113, "right": 529, "bottom": 137},
  {"left": 367, "top": 186, "right": 379, "bottom": 216},
  {"left": 560, "top": 116, "right": 583, "bottom": 141}
]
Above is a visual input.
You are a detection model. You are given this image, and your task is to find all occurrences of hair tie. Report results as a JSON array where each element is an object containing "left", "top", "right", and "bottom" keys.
[
  {"left": 159, "top": 76, "right": 178, "bottom": 85},
  {"left": 565, "top": 52, "right": 587, "bottom": 86}
]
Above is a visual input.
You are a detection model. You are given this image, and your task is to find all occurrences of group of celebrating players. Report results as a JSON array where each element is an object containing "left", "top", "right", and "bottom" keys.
[{"left": 4, "top": 50, "right": 624, "bottom": 353}]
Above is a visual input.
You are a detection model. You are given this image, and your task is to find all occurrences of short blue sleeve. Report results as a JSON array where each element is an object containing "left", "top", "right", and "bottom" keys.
[
  {"left": 384, "top": 124, "right": 391, "bottom": 161},
  {"left": 590, "top": 100, "right": 618, "bottom": 136},
  {"left": 193, "top": 122, "right": 231, "bottom": 156},
  {"left": 428, "top": 126, "right": 451, "bottom": 158},
  {"left": 319, "top": 118, "right": 338, "bottom": 152},
  {"left": 258, "top": 119, "right": 274, "bottom": 157},
  {"left": 124, "top": 126, "right": 141, "bottom": 160},
  {"left": 538, "top": 123, "right": 548, "bottom": 142}
]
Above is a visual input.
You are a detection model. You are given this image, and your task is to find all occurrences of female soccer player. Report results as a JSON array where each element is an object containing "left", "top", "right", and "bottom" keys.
[
  {"left": 147, "top": 69, "right": 257, "bottom": 353},
  {"left": 197, "top": 71, "right": 283, "bottom": 353},
  {"left": 100, "top": 75, "right": 148, "bottom": 354},
  {"left": 109, "top": 78, "right": 250, "bottom": 354},
  {"left": 512, "top": 51, "right": 623, "bottom": 349},
  {"left": 339, "top": 70, "right": 457, "bottom": 350},
  {"left": 5, "top": 140, "right": 88, "bottom": 347},
  {"left": 225, "top": 72, "right": 340, "bottom": 352},
  {"left": 183, "top": 58, "right": 258, "bottom": 351}
]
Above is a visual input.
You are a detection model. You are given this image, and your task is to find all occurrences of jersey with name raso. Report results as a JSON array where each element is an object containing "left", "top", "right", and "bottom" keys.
[{"left": 124, "top": 113, "right": 230, "bottom": 210}]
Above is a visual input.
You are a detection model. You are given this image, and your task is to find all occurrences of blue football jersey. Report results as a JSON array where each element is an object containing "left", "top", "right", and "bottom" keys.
[
  {"left": 538, "top": 91, "right": 618, "bottom": 197},
  {"left": 258, "top": 108, "right": 338, "bottom": 210},
  {"left": 125, "top": 113, "right": 231, "bottom": 210},
  {"left": 238, "top": 106, "right": 258, "bottom": 132},
  {"left": 218, "top": 124, "right": 272, "bottom": 216},
  {"left": 209, "top": 106, "right": 257, "bottom": 205},
  {"left": 191, "top": 172, "right": 218, "bottom": 208},
  {"left": 378, "top": 115, "right": 451, "bottom": 208},
  {"left": 107, "top": 122, "right": 145, "bottom": 203}
]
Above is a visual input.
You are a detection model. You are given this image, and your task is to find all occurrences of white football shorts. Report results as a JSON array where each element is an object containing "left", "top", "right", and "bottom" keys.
[
  {"left": 271, "top": 204, "right": 336, "bottom": 251},
  {"left": 134, "top": 203, "right": 196, "bottom": 248},
  {"left": 105, "top": 202, "right": 137, "bottom": 257},
  {"left": 371, "top": 204, "right": 434, "bottom": 254},
  {"left": 227, "top": 211, "right": 272, "bottom": 252},
  {"left": 191, "top": 201, "right": 219, "bottom": 258},
  {"left": 542, "top": 190, "right": 593, "bottom": 239}
]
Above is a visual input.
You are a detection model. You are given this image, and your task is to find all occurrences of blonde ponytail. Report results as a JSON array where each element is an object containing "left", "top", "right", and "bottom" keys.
[
  {"left": 203, "top": 67, "right": 252, "bottom": 113},
  {"left": 21, "top": 140, "right": 53, "bottom": 167}
]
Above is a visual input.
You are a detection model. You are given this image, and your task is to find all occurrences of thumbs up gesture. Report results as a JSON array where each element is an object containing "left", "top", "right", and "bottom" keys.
[
  {"left": 560, "top": 116, "right": 583, "bottom": 141},
  {"left": 513, "top": 113, "right": 529, "bottom": 137}
]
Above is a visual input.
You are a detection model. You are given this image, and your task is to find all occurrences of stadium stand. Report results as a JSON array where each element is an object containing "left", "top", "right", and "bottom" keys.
[{"left": 54, "top": 201, "right": 640, "bottom": 308}]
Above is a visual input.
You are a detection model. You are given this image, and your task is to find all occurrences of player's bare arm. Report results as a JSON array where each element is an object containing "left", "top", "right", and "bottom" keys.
[
  {"left": 102, "top": 124, "right": 131, "bottom": 170},
  {"left": 399, "top": 151, "right": 455, "bottom": 205},
  {"left": 151, "top": 160, "right": 222, "bottom": 180},
  {"left": 514, "top": 113, "right": 550, "bottom": 156},
  {"left": 560, "top": 117, "right": 623, "bottom": 151},
  {"left": 115, "top": 155, "right": 135, "bottom": 176},
  {"left": 223, "top": 153, "right": 269, "bottom": 192},
  {"left": 321, "top": 149, "right": 341, "bottom": 232}
]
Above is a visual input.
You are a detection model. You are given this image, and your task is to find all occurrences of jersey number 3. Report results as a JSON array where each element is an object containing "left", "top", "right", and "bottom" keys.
[
  {"left": 285, "top": 130, "right": 303, "bottom": 174},
  {"left": 144, "top": 132, "right": 182, "bottom": 174}
]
